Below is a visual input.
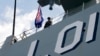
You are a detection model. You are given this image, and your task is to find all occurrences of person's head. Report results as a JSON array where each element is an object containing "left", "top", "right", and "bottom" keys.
[{"left": 47, "top": 17, "right": 51, "bottom": 21}]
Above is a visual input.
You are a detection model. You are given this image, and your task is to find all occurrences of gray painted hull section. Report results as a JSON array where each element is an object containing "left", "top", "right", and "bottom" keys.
[{"left": 0, "top": 3, "right": 100, "bottom": 56}]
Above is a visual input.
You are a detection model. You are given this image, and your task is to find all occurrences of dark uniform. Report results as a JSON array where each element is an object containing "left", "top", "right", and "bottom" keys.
[{"left": 44, "top": 17, "right": 52, "bottom": 28}]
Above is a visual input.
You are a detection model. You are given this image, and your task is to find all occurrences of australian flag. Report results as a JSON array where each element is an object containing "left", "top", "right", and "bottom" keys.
[{"left": 35, "top": 6, "right": 44, "bottom": 28}]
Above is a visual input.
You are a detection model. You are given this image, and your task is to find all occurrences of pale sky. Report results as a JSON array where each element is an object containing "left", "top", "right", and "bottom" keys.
[{"left": 0, "top": 0, "right": 64, "bottom": 47}]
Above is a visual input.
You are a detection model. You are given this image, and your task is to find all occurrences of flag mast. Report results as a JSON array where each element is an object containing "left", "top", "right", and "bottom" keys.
[{"left": 12, "top": 0, "right": 17, "bottom": 44}]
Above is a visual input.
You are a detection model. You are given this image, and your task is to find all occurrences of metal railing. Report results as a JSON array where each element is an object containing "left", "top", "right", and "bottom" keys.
[{"left": 0, "top": 12, "right": 65, "bottom": 48}]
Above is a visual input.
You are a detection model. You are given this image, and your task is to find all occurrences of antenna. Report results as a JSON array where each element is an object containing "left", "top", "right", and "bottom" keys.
[{"left": 12, "top": 0, "right": 17, "bottom": 44}]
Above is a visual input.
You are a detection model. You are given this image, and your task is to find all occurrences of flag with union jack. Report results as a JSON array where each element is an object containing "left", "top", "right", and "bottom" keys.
[{"left": 35, "top": 6, "right": 44, "bottom": 28}]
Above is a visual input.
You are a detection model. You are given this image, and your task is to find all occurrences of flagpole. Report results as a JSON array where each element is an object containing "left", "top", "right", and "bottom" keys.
[
  {"left": 36, "top": 28, "right": 37, "bottom": 32},
  {"left": 12, "top": 0, "right": 17, "bottom": 44}
]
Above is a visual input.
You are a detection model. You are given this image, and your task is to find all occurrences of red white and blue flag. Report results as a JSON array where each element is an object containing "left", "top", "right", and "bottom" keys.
[{"left": 35, "top": 6, "right": 44, "bottom": 28}]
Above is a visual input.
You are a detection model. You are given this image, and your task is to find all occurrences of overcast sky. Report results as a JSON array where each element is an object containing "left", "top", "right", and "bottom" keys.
[{"left": 0, "top": 0, "right": 64, "bottom": 46}]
